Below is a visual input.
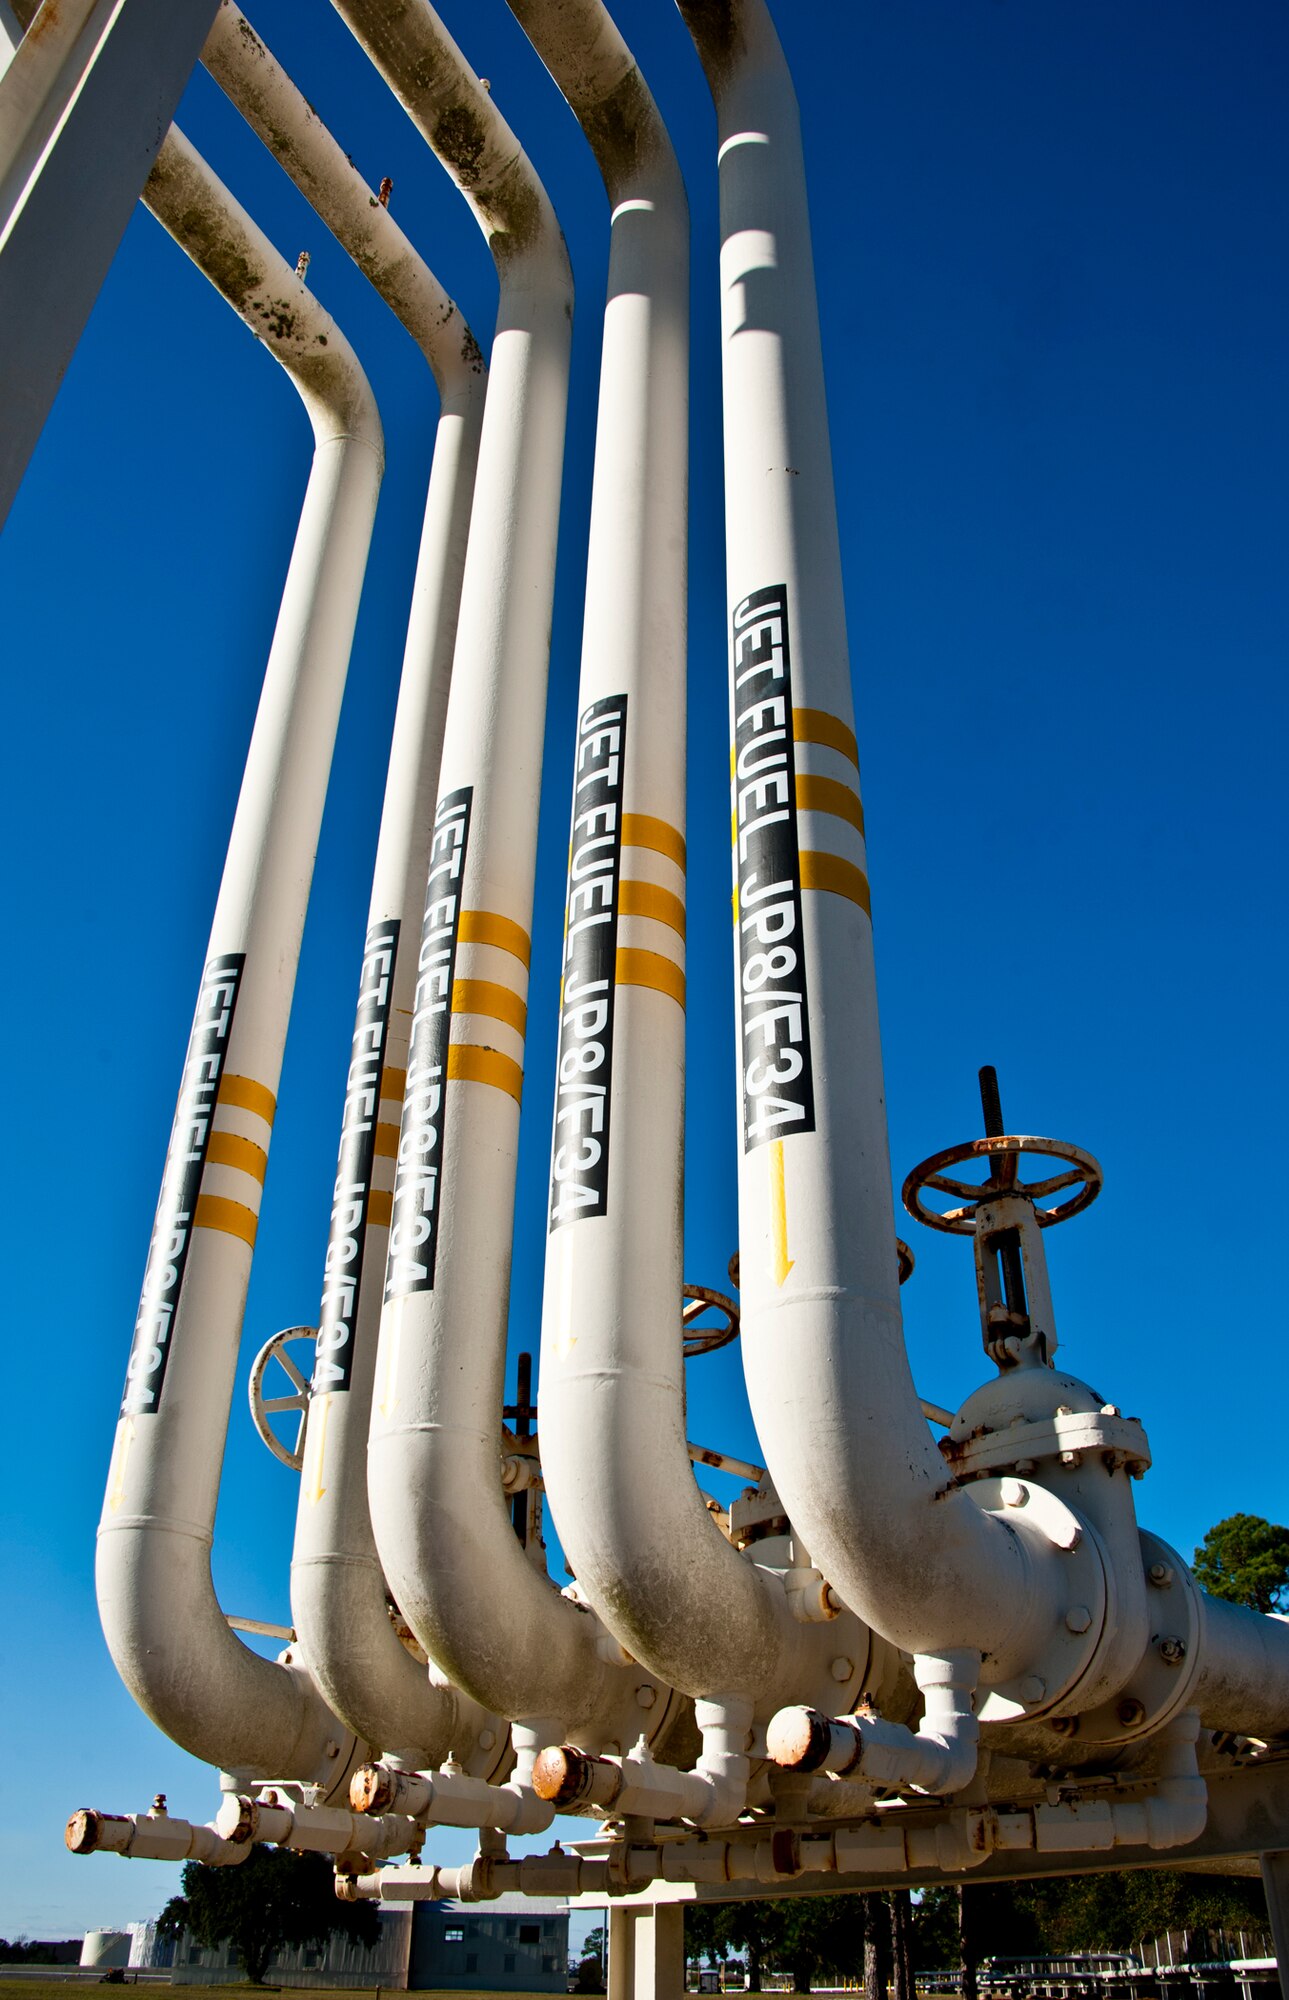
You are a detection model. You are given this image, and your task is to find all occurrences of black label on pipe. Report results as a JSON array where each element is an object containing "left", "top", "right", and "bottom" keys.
[
  {"left": 313, "top": 919, "right": 400, "bottom": 1393},
  {"left": 731, "top": 585, "right": 816, "bottom": 1151},
  {"left": 120, "top": 952, "right": 246, "bottom": 1416},
  {"left": 384, "top": 788, "right": 472, "bottom": 1298},
  {"left": 549, "top": 694, "right": 628, "bottom": 1229}
]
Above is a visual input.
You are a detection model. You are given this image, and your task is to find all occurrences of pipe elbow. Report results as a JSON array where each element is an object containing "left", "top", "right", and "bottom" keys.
[{"left": 144, "top": 125, "right": 383, "bottom": 467}]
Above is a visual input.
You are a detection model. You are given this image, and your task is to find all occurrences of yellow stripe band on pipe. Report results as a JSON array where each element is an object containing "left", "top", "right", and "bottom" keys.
[
  {"left": 452, "top": 978, "right": 527, "bottom": 1036},
  {"left": 795, "top": 773, "right": 865, "bottom": 836},
  {"left": 799, "top": 851, "right": 872, "bottom": 914},
  {"left": 193, "top": 1193, "right": 258, "bottom": 1247},
  {"left": 621, "top": 813, "right": 686, "bottom": 871},
  {"left": 367, "top": 1188, "right": 393, "bottom": 1228},
  {"left": 458, "top": 909, "right": 531, "bottom": 968},
  {"left": 217, "top": 1074, "right": 277, "bottom": 1124},
  {"left": 616, "top": 947, "right": 686, "bottom": 1008},
  {"left": 619, "top": 879, "right": 686, "bottom": 939},
  {"left": 447, "top": 1043, "right": 524, "bottom": 1103},
  {"left": 793, "top": 708, "right": 860, "bottom": 769},
  {"left": 374, "top": 1121, "right": 399, "bottom": 1160},
  {"left": 380, "top": 1065, "right": 406, "bottom": 1102},
  {"left": 206, "top": 1131, "right": 267, "bottom": 1184}
]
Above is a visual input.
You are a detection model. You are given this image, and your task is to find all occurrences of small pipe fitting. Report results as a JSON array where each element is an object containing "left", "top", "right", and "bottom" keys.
[{"left": 767, "top": 1649, "right": 980, "bottom": 1797}]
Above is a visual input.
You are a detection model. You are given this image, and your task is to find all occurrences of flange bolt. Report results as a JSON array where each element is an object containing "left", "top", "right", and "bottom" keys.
[
  {"left": 1117, "top": 1697, "right": 1147, "bottom": 1729},
  {"left": 1158, "top": 1636, "right": 1187, "bottom": 1665}
]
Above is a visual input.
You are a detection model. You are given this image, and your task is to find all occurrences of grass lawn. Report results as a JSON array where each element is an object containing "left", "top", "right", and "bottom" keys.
[{"left": 0, "top": 1987, "right": 565, "bottom": 2000}]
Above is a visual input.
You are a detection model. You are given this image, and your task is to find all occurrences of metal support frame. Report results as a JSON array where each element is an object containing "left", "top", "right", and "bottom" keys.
[
  {"left": 608, "top": 1901, "right": 685, "bottom": 2000},
  {"left": 1259, "top": 1853, "right": 1289, "bottom": 2000},
  {"left": 0, "top": 0, "right": 220, "bottom": 526}
]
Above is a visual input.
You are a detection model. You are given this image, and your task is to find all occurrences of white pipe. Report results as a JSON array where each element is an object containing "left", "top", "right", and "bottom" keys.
[
  {"left": 512, "top": 0, "right": 808, "bottom": 1724},
  {"left": 1192, "top": 1596, "right": 1289, "bottom": 1738},
  {"left": 356, "top": 1727, "right": 1206, "bottom": 1898},
  {"left": 675, "top": 0, "right": 1063, "bottom": 1678},
  {"left": 334, "top": 0, "right": 668, "bottom": 1750},
  {"left": 96, "top": 123, "right": 381, "bottom": 1788},
  {"left": 66, "top": 1804, "right": 249, "bottom": 1867},
  {"left": 215, "top": 1792, "right": 419, "bottom": 1861},
  {"left": 766, "top": 1650, "right": 981, "bottom": 1797},
  {"left": 200, "top": 0, "right": 503, "bottom": 1775},
  {"left": 532, "top": 1696, "right": 754, "bottom": 1828}
]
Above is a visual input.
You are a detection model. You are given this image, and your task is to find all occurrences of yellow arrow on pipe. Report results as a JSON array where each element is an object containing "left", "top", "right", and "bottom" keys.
[
  {"left": 106, "top": 1416, "right": 136, "bottom": 1514},
  {"left": 770, "top": 1139, "right": 794, "bottom": 1287},
  {"left": 377, "top": 1319, "right": 401, "bottom": 1422},
  {"left": 302, "top": 1392, "right": 330, "bottom": 1504},
  {"left": 554, "top": 1232, "right": 577, "bottom": 1361}
]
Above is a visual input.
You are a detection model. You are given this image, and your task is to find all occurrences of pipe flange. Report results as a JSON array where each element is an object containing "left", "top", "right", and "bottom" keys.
[
  {"left": 968, "top": 1477, "right": 1108, "bottom": 1724},
  {"left": 1055, "top": 1530, "right": 1203, "bottom": 1747}
]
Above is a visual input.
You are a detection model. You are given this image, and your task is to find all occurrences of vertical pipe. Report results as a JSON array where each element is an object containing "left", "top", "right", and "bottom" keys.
[
  {"left": 200, "top": 0, "right": 501, "bottom": 1770},
  {"left": 334, "top": 0, "right": 656, "bottom": 1742},
  {"left": 96, "top": 125, "right": 381, "bottom": 1785},
  {"left": 514, "top": 0, "right": 802, "bottom": 1710},
  {"left": 676, "top": 0, "right": 1053, "bottom": 1669}
]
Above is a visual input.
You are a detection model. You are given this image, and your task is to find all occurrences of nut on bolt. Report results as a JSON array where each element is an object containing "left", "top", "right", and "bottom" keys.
[
  {"left": 1000, "top": 1478, "right": 1029, "bottom": 1509},
  {"left": 1158, "top": 1636, "right": 1187, "bottom": 1665},
  {"left": 1148, "top": 1561, "right": 1174, "bottom": 1588},
  {"left": 1117, "top": 1697, "right": 1147, "bottom": 1729}
]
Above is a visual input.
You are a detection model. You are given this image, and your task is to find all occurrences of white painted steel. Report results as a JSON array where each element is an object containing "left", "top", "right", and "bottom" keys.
[
  {"left": 66, "top": 1804, "right": 250, "bottom": 1867},
  {"left": 334, "top": 0, "right": 661, "bottom": 1746},
  {"left": 516, "top": 0, "right": 814, "bottom": 1721},
  {"left": 676, "top": 0, "right": 1066, "bottom": 1679},
  {"left": 95, "top": 124, "right": 382, "bottom": 1788},
  {"left": 767, "top": 1650, "right": 981, "bottom": 1796},
  {"left": 200, "top": 0, "right": 503, "bottom": 1773},
  {"left": 0, "top": 0, "right": 221, "bottom": 525}
]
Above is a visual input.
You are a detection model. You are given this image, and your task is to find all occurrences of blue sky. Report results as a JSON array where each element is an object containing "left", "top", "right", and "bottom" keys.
[{"left": 1, "top": 0, "right": 1287, "bottom": 1942}]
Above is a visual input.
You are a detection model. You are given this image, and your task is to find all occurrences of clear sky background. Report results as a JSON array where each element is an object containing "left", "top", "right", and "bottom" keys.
[{"left": 1, "top": 0, "right": 1286, "bottom": 1944}]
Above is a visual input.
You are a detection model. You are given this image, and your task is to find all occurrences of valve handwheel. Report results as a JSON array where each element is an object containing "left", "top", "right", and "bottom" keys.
[
  {"left": 248, "top": 1326, "right": 317, "bottom": 1469},
  {"left": 682, "top": 1284, "right": 740, "bottom": 1358},
  {"left": 902, "top": 1135, "right": 1102, "bottom": 1234}
]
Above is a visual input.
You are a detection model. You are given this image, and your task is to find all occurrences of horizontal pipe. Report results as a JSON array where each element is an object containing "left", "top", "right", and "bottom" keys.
[
  {"left": 767, "top": 1651, "right": 981, "bottom": 1797},
  {"left": 66, "top": 1806, "right": 249, "bottom": 1867}
]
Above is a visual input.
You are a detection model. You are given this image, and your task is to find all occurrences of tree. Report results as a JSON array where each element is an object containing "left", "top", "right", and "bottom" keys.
[
  {"left": 571, "top": 1922, "right": 606, "bottom": 1993},
  {"left": 158, "top": 1846, "right": 379, "bottom": 1984},
  {"left": 1193, "top": 1515, "right": 1289, "bottom": 1615},
  {"left": 687, "top": 1895, "right": 867, "bottom": 1993}
]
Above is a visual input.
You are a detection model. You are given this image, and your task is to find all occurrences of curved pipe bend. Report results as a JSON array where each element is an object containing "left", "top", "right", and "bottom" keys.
[
  {"left": 675, "top": 0, "right": 1066, "bottom": 1680},
  {"left": 202, "top": 0, "right": 502, "bottom": 1772},
  {"left": 96, "top": 126, "right": 380, "bottom": 1789}
]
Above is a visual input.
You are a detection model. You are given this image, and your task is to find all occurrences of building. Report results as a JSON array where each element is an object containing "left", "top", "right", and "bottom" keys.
[{"left": 149, "top": 1894, "right": 568, "bottom": 1990}]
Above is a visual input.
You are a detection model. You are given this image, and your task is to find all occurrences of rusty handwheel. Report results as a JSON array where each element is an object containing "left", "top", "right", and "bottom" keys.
[
  {"left": 902, "top": 1135, "right": 1102, "bottom": 1235},
  {"left": 682, "top": 1285, "right": 740, "bottom": 1357}
]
